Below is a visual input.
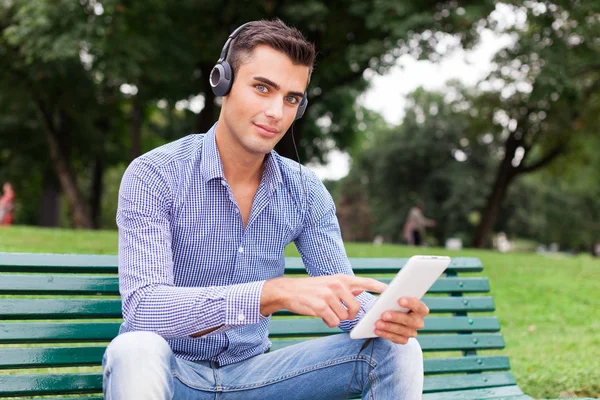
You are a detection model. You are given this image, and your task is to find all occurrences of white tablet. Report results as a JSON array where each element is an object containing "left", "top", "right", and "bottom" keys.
[{"left": 349, "top": 255, "right": 451, "bottom": 339}]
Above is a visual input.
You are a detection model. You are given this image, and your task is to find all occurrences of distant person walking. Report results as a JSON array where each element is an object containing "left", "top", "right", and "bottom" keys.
[
  {"left": 0, "top": 182, "right": 15, "bottom": 226},
  {"left": 403, "top": 202, "right": 436, "bottom": 246}
]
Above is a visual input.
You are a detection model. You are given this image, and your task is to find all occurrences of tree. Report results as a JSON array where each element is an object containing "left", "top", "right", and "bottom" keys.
[
  {"left": 1, "top": 0, "right": 496, "bottom": 228},
  {"left": 470, "top": 1, "right": 600, "bottom": 247},
  {"left": 352, "top": 87, "right": 499, "bottom": 244}
]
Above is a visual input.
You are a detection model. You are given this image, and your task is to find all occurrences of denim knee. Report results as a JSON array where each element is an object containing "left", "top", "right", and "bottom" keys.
[
  {"left": 104, "top": 331, "right": 172, "bottom": 366},
  {"left": 103, "top": 331, "right": 174, "bottom": 400},
  {"left": 373, "top": 337, "right": 423, "bottom": 374}
]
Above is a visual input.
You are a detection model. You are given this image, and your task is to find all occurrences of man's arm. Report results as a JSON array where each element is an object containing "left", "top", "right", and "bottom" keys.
[
  {"left": 278, "top": 171, "right": 430, "bottom": 344},
  {"left": 260, "top": 274, "right": 385, "bottom": 327},
  {"left": 117, "top": 159, "right": 266, "bottom": 339},
  {"left": 284, "top": 170, "right": 379, "bottom": 331}
]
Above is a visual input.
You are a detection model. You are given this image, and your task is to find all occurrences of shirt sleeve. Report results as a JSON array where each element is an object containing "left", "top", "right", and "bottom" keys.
[
  {"left": 117, "top": 158, "right": 265, "bottom": 339},
  {"left": 293, "top": 169, "right": 377, "bottom": 332}
]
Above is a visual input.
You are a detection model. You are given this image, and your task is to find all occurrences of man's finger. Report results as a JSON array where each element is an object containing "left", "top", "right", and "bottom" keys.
[
  {"left": 328, "top": 292, "right": 350, "bottom": 322},
  {"left": 320, "top": 308, "right": 341, "bottom": 328},
  {"left": 374, "top": 329, "right": 410, "bottom": 345},
  {"left": 375, "top": 319, "right": 418, "bottom": 338},
  {"left": 381, "top": 310, "right": 425, "bottom": 331},
  {"left": 399, "top": 297, "right": 430, "bottom": 316},
  {"left": 348, "top": 276, "right": 387, "bottom": 294},
  {"left": 339, "top": 290, "right": 362, "bottom": 320}
]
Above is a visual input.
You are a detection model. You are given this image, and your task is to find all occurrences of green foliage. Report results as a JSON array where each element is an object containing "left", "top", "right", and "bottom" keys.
[
  {"left": 352, "top": 87, "right": 500, "bottom": 244},
  {"left": 501, "top": 135, "right": 600, "bottom": 251},
  {"left": 0, "top": 0, "right": 496, "bottom": 227},
  {"left": 344, "top": 78, "right": 600, "bottom": 251}
]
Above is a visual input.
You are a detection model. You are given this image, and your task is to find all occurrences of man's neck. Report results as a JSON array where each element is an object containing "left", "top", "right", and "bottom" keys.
[{"left": 214, "top": 125, "right": 265, "bottom": 186}]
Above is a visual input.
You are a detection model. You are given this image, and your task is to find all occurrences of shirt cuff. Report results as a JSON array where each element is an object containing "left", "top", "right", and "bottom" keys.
[
  {"left": 224, "top": 280, "right": 265, "bottom": 326},
  {"left": 339, "top": 291, "right": 377, "bottom": 332}
]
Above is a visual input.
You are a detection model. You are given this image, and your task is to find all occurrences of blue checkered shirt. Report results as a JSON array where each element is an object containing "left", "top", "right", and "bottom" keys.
[{"left": 117, "top": 123, "right": 375, "bottom": 366}]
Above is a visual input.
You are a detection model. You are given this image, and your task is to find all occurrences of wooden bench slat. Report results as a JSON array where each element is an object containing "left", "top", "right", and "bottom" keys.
[
  {"left": 0, "top": 371, "right": 515, "bottom": 397},
  {"left": 0, "top": 373, "right": 101, "bottom": 397},
  {"left": 0, "top": 253, "right": 483, "bottom": 274},
  {"left": 0, "top": 275, "right": 119, "bottom": 295},
  {"left": 424, "top": 355, "right": 510, "bottom": 374},
  {"left": 422, "top": 385, "right": 529, "bottom": 400},
  {"left": 267, "top": 333, "right": 506, "bottom": 352},
  {"left": 274, "top": 296, "right": 494, "bottom": 316},
  {"left": 0, "top": 347, "right": 106, "bottom": 369},
  {"left": 0, "top": 346, "right": 509, "bottom": 374},
  {"left": 423, "top": 372, "right": 517, "bottom": 393},
  {"left": 0, "top": 317, "right": 501, "bottom": 343},
  {"left": 288, "top": 257, "right": 483, "bottom": 274},
  {"left": 422, "top": 297, "right": 494, "bottom": 312},
  {"left": 0, "top": 297, "right": 495, "bottom": 319},
  {"left": 402, "top": 277, "right": 489, "bottom": 293},
  {"left": 416, "top": 333, "right": 505, "bottom": 351},
  {"left": 268, "top": 316, "right": 500, "bottom": 336},
  {"left": 27, "top": 397, "right": 104, "bottom": 400},
  {"left": 0, "top": 299, "right": 122, "bottom": 319},
  {"left": 0, "top": 332, "right": 505, "bottom": 353},
  {"left": 0, "top": 275, "right": 490, "bottom": 295},
  {"left": 0, "top": 323, "right": 120, "bottom": 343}
]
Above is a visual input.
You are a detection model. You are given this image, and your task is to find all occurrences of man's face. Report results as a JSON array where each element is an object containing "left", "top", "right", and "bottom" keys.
[{"left": 220, "top": 44, "right": 310, "bottom": 156}]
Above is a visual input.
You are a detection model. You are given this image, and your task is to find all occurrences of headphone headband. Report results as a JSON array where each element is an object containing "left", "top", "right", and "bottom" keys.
[{"left": 217, "top": 22, "right": 251, "bottom": 63}]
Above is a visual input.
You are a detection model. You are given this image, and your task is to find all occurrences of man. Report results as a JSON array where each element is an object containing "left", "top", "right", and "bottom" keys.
[
  {"left": 103, "top": 19, "right": 428, "bottom": 399},
  {"left": 403, "top": 202, "right": 436, "bottom": 246}
]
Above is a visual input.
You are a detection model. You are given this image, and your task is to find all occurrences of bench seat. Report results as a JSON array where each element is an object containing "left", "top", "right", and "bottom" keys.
[{"left": 0, "top": 253, "right": 539, "bottom": 399}]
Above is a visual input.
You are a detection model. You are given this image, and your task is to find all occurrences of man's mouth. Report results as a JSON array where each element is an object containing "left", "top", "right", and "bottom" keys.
[{"left": 253, "top": 123, "right": 280, "bottom": 137}]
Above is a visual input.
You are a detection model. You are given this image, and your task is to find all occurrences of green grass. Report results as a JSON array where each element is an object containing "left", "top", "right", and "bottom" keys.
[{"left": 1, "top": 225, "right": 599, "bottom": 398}]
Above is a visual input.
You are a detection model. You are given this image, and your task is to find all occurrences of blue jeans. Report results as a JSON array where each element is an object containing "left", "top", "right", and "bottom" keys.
[{"left": 102, "top": 331, "right": 423, "bottom": 399}]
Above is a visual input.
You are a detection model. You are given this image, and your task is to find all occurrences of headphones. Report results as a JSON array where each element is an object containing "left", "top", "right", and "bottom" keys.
[{"left": 209, "top": 22, "right": 308, "bottom": 121}]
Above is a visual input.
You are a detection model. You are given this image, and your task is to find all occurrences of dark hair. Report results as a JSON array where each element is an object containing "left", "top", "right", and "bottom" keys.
[{"left": 227, "top": 19, "right": 316, "bottom": 81}]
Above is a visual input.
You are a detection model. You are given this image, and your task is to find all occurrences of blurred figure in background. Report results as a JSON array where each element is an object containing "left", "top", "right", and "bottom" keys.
[
  {"left": 403, "top": 202, "right": 436, "bottom": 246},
  {"left": 593, "top": 241, "right": 600, "bottom": 257},
  {"left": 0, "top": 182, "right": 15, "bottom": 226}
]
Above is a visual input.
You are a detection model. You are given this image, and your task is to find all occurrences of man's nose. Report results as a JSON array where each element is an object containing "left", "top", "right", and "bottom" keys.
[{"left": 264, "top": 97, "right": 284, "bottom": 120}]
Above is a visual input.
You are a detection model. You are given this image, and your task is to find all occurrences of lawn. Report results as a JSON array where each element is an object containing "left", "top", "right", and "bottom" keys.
[{"left": 1, "top": 225, "right": 598, "bottom": 398}]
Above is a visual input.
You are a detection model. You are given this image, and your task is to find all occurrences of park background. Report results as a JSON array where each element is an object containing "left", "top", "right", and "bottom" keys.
[{"left": 0, "top": 0, "right": 598, "bottom": 398}]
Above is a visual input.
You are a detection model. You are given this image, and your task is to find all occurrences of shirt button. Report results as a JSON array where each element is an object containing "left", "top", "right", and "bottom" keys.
[
  {"left": 238, "top": 313, "right": 246, "bottom": 321},
  {"left": 220, "top": 179, "right": 227, "bottom": 186},
  {"left": 238, "top": 246, "right": 244, "bottom": 253}
]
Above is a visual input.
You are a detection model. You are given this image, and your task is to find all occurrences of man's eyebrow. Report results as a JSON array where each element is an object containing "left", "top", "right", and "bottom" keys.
[{"left": 253, "top": 76, "right": 304, "bottom": 98}]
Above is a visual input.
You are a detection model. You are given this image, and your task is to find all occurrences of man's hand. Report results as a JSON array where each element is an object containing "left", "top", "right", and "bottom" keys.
[
  {"left": 261, "top": 275, "right": 386, "bottom": 328},
  {"left": 374, "top": 297, "right": 429, "bottom": 344}
]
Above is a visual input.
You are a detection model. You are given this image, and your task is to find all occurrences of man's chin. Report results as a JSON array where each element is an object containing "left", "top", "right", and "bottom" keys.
[{"left": 243, "top": 140, "right": 277, "bottom": 157}]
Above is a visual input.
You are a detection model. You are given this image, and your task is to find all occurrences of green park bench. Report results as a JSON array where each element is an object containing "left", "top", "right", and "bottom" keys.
[{"left": 0, "top": 252, "right": 565, "bottom": 399}]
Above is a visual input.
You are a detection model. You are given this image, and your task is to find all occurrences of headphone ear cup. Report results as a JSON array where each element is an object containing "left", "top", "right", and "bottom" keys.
[
  {"left": 295, "top": 93, "right": 308, "bottom": 120},
  {"left": 210, "top": 62, "right": 233, "bottom": 97}
]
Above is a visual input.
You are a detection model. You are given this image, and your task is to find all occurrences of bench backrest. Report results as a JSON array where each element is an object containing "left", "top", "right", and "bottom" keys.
[{"left": 0, "top": 253, "right": 517, "bottom": 398}]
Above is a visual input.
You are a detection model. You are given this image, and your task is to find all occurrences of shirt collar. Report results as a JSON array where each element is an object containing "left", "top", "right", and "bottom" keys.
[
  {"left": 201, "top": 123, "right": 284, "bottom": 188},
  {"left": 200, "top": 123, "right": 225, "bottom": 182}
]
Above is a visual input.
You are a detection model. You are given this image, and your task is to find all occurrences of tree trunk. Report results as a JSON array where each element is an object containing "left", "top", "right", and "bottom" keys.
[
  {"left": 39, "top": 172, "right": 61, "bottom": 227},
  {"left": 131, "top": 96, "right": 143, "bottom": 160},
  {"left": 472, "top": 135, "right": 521, "bottom": 248},
  {"left": 196, "top": 65, "right": 216, "bottom": 132},
  {"left": 36, "top": 103, "right": 93, "bottom": 229},
  {"left": 90, "top": 156, "right": 104, "bottom": 229}
]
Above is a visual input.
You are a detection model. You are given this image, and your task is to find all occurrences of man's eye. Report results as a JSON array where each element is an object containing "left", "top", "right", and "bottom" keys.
[
  {"left": 256, "top": 84, "right": 268, "bottom": 92},
  {"left": 286, "top": 96, "right": 299, "bottom": 104}
]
